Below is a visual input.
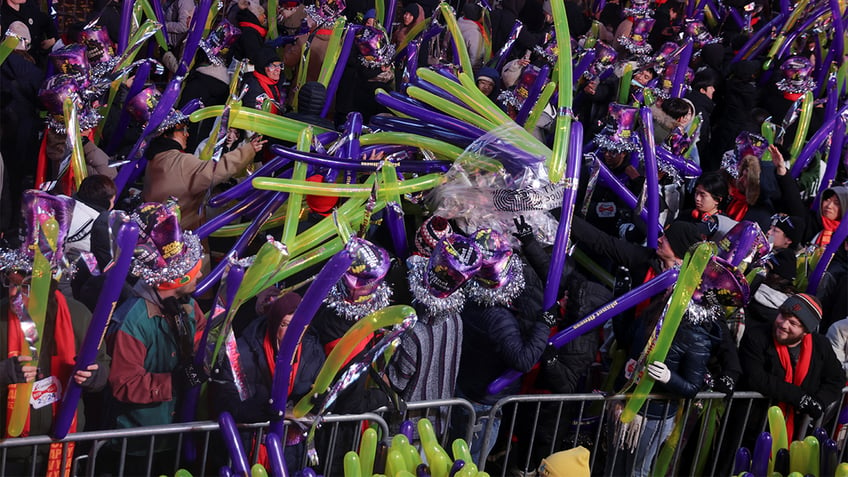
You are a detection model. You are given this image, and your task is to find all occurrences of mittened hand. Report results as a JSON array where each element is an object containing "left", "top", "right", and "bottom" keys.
[
  {"left": 647, "top": 361, "right": 671, "bottom": 384},
  {"left": 798, "top": 394, "right": 823, "bottom": 419},
  {"left": 714, "top": 374, "right": 736, "bottom": 397},
  {"left": 538, "top": 306, "right": 559, "bottom": 328},
  {"left": 2, "top": 356, "right": 34, "bottom": 384}
]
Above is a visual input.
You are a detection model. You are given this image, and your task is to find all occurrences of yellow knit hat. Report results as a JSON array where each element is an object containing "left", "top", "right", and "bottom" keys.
[{"left": 538, "top": 446, "right": 591, "bottom": 477}]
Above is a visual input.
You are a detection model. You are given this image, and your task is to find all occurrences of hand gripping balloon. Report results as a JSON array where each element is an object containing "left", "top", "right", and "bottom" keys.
[{"left": 620, "top": 242, "right": 716, "bottom": 424}]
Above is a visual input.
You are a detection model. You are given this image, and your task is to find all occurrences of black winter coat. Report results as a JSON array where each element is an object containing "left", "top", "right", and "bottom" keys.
[
  {"left": 457, "top": 302, "right": 550, "bottom": 404},
  {"left": 740, "top": 324, "right": 843, "bottom": 412}
]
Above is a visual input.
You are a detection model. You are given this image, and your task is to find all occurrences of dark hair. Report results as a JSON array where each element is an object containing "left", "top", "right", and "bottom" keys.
[
  {"left": 661, "top": 98, "right": 693, "bottom": 121},
  {"left": 77, "top": 174, "right": 117, "bottom": 210},
  {"left": 691, "top": 68, "right": 719, "bottom": 92},
  {"left": 463, "top": 2, "right": 483, "bottom": 20},
  {"left": 694, "top": 171, "right": 728, "bottom": 205}
]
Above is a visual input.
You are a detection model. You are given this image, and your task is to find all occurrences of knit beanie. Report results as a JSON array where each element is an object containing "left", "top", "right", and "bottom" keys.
[
  {"left": 771, "top": 214, "right": 804, "bottom": 247},
  {"left": 266, "top": 292, "right": 302, "bottom": 340},
  {"left": 663, "top": 222, "right": 702, "bottom": 259},
  {"left": 780, "top": 293, "right": 822, "bottom": 333},
  {"left": 239, "top": 0, "right": 266, "bottom": 20},
  {"left": 414, "top": 215, "right": 453, "bottom": 257},
  {"left": 255, "top": 47, "right": 281, "bottom": 70},
  {"left": 539, "top": 447, "right": 590, "bottom": 477},
  {"left": 477, "top": 66, "right": 500, "bottom": 85},
  {"left": 403, "top": 3, "right": 420, "bottom": 17}
]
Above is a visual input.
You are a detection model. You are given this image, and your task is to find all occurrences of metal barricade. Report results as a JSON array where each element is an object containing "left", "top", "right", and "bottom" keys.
[
  {"left": 476, "top": 389, "right": 848, "bottom": 477},
  {"left": 374, "top": 398, "right": 478, "bottom": 447},
  {"left": 0, "top": 413, "right": 389, "bottom": 477}
]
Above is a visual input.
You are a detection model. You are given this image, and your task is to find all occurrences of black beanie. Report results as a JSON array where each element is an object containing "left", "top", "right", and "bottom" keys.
[
  {"left": 771, "top": 214, "right": 804, "bottom": 248},
  {"left": 255, "top": 48, "right": 281, "bottom": 71},
  {"left": 404, "top": 3, "right": 420, "bottom": 17},
  {"left": 663, "top": 222, "right": 702, "bottom": 259}
]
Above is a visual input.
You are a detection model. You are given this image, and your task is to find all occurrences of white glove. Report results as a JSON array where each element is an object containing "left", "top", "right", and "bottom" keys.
[{"left": 647, "top": 361, "right": 671, "bottom": 384}]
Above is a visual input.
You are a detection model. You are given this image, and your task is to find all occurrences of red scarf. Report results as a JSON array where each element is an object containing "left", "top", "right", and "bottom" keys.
[
  {"left": 239, "top": 22, "right": 267, "bottom": 38},
  {"left": 253, "top": 71, "right": 282, "bottom": 115},
  {"left": 726, "top": 184, "right": 749, "bottom": 221},
  {"left": 6, "top": 291, "right": 78, "bottom": 477},
  {"left": 817, "top": 216, "right": 840, "bottom": 247},
  {"left": 635, "top": 267, "right": 659, "bottom": 317},
  {"left": 774, "top": 333, "right": 813, "bottom": 439}
]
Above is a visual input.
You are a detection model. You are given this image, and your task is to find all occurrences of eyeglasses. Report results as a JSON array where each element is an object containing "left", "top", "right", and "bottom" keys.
[
  {"left": 770, "top": 213, "right": 794, "bottom": 229},
  {"left": 1, "top": 272, "right": 31, "bottom": 296},
  {"left": 267, "top": 63, "right": 283, "bottom": 71}
]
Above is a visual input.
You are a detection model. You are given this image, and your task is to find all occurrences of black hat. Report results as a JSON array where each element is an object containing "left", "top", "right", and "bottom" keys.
[
  {"left": 770, "top": 213, "right": 804, "bottom": 248},
  {"left": 779, "top": 293, "right": 822, "bottom": 333},
  {"left": 663, "top": 222, "right": 702, "bottom": 259},
  {"left": 255, "top": 48, "right": 281, "bottom": 70}
]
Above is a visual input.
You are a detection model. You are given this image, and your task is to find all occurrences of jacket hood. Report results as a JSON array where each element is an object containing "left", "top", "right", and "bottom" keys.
[
  {"left": 297, "top": 82, "right": 327, "bottom": 116},
  {"left": 820, "top": 185, "right": 848, "bottom": 221}
]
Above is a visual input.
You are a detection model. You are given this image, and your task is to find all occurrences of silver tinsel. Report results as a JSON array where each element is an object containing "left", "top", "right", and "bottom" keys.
[
  {"left": 130, "top": 231, "right": 203, "bottom": 286},
  {"left": 406, "top": 255, "right": 468, "bottom": 315},
  {"left": 683, "top": 300, "right": 723, "bottom": 325},
  {"left": 776, "top": 77, "right": 815, "bottom": 94},
  {"left": 464, "top": 256, "right": 526, "bottom": 307},
  {"left": 618, "top": 36, "right": 653, "bottom": 55},
  {"left": 720, "top": 150, "right": 740, "bottom": 178},
  {"left": 325, "top": 280, "right": 392, "bottom": 321}
]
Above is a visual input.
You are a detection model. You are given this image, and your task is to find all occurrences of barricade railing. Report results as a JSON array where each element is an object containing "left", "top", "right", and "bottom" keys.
[
  {"left": 476, "top": 388, "right": 848, "bottom": 477},
  {"left": 0, "top": 412, "right": 389, "bottom": 477},
  {"left": 374, "top": 398, "right": 478, "bottom": 446}
]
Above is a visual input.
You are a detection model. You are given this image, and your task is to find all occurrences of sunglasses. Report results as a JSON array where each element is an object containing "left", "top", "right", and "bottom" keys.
[{"left": 267, "top": 63, "right": 283, "bottom": 71}]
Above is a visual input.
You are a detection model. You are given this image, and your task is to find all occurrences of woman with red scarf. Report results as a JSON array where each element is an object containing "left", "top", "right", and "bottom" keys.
[
  {"left": 244, "top": 48, "right": 287, "bottom": 114},
  {"left": 773, "top": 145, "right": 848, "bottom": 247}
]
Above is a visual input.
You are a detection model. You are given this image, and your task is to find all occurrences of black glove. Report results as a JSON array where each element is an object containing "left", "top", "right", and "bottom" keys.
[
  {"left": 2, "top": 356, "right": 26, "bottom": 384},
  {"left": 541, "top": 345, "right": 559, "bottom": 368},
  {"left": 172, "top": 363, "right": 209, "bottom": 392},
  {"left": 798, "top": 394, "right": 823, "bottom": 419},
  {"left": 512, "top": 215, "right": 535, "bottom": 246},
  {"left": 714, "top": 375, "right": 735, "bottom": 398},
  {"left": 538, "top": 306, "right": 558, "bottom": 328}
]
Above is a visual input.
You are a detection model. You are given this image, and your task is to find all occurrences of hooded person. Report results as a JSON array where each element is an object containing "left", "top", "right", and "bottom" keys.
[
  {"left": 391, "top": 2, "right": 425, "bottom": 47},
  {"left": 0, "top": 190, "right": 110, "bottom": 473},
  {"left": 476, "top": 66, "right": 501, "bottom": 102},
  {"left": 772, "top": 145, "right": 847, "bottom": 248},
  {"left": 135, "top": 86, "right": 266, "bottom": 231},
  {"left": 284, "top": 81, "right": 336, "bottom": 130}
]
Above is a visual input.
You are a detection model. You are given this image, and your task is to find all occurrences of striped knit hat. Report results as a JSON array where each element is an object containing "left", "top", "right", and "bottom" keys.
[{"left": 780, "top": 293, "right": 822, "bottom": 333}]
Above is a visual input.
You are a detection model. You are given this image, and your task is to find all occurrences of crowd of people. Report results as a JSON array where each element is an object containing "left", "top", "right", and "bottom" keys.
[{"left": 1, "top": 0, "right": 848, "bottom": 474}]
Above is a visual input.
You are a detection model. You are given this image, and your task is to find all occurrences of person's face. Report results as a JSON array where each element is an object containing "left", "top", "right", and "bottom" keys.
[
  {"left": 701, "top": 85, "right": 715, "bottom": 99},
  {"left": 365, "top": 17, "right": 376, "bottom": 27},
  {"left": 634, "top": 69, "right": 654, "bottom": 86},
  {"left": 602, "top": 149, "right": 628, "bottom": 169},
  {"left": 226, "top": 127, "right": 240, "bottom": 145},
  {"left": 477, "top": 78, "right": 494, "bottom": 96},
  {"left": 694, "top": 185, "right": 720, "bottom": 214},
  {"left": 276, "top": 313, "right": 294, "bottom": 345},
  {"left": 3, "top": 271, "right": 30, "bottom": 305},
  {"left": 656, "top": 234, "right": 676, "bottom": 261},
  {"left": 768, "top": 225, "right": 792, "bottom": 249},
  {"left": 677, "top": 109, "right": 694, "bottom": 127},
  {"left": 822, "top": 194, "right": 842, "bottom": 221},
  {"left": 265, "top": 62, "right": 282, "bottom": 82},
  {"left": 403, "top": 12, "right": 414, "bottom": 25},
  {"left": 773, "top": 312, "right": 807, "bottom": 346},
  {"left": 177, "top": 267, "right": 203, "bottom": 296}
]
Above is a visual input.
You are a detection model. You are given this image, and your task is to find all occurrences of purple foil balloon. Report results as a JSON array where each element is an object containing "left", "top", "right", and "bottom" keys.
[
  {"left": 488, "top": 267, "right": 679, "bottom": 394},
  {"left": 265, "top": 432, "right": 288, "bottom": 477},
  {"left": 543, "top": 121, "right": 583, "bottom": 309},
  {"left": 270, "top": 248, "right": 354, "bottom": 436},
  {"left": 640, "top": 107, "right": 660, "bottom": 249},
  {"left": 219, "top": 412, "right": 251, "bottom": 476},
  {"left": 53, "top": 213, "right": 139, "bottom": 439}
]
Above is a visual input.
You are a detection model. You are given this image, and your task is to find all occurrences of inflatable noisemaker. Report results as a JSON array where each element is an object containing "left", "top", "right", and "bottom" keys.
[
  {"left": 79, "top": 26, "right": 119, "bottom": 77},
  {"left": 355, "top": 25, "right": 395, "bottom": 68},
  {"left": 777, "top": 56, "right": 816, "bottom": 94},
  {"left": 199, "top": 19, "right": 241, "bottom": 66},
  {"left": 595, "top": 103, "right": 641, "bottom": 152}
]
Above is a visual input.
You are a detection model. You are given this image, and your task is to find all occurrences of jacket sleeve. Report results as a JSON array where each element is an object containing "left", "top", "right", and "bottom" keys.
[
  {"left": 83, "top": 140, "right": 117, "bottom": 179},
  {"left": 540, "top": 333, "right": 596, "bottom": 393},
  {"left": 717, "top": 321, "right": 743, "bottom": 382},
  {"left": 484, "top": 307, "right": 549, "bottom": 372},
  {"left": 570, "top": 215, "right": 653, "bottom": 271},
  {"left": 182, "top": 144, "right": 256, "bottom": 196},
  {"left": 109, "top": 328, "right": 174, "bottom": 403},
  {"left": 739, "top": 329, "right": 805, "bottom": 406}
]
